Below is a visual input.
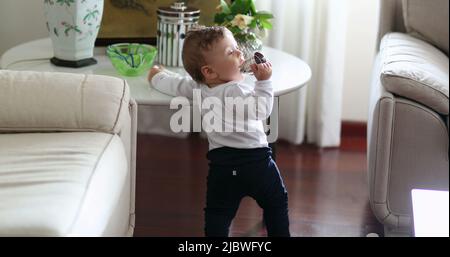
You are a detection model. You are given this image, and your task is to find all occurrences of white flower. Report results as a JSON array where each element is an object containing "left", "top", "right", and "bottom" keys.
[{"left": 230, "top": 14, "right": 254, "bottom": 30}]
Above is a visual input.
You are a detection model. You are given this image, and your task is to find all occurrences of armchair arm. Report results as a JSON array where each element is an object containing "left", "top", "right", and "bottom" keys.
[{"left": 379, "top": 33, "right": 449, "bottom": 115}]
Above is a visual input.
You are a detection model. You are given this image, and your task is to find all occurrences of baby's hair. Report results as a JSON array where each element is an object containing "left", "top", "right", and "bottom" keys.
[{"left": 182, "top": 25, "right": 230, "bottom": 83}]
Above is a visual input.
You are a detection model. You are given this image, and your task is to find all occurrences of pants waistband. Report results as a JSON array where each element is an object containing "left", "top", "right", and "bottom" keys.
[{"left": 206, "top": 147, "right": 272, "bottom": 166}]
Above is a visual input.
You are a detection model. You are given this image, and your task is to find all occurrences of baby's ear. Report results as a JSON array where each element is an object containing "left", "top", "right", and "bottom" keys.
[{"left": 201, "top": 65, "right": 217, "bottom": 80}]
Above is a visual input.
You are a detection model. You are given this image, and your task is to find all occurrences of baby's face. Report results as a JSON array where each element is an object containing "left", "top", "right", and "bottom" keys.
[{"left": 205, "top": 31, "right": 245, "bottom": 82}]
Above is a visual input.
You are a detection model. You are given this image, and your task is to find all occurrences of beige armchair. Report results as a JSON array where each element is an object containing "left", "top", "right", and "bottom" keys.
[
  {"left": 368, "top": 0, "right": 449, "bottom": 236},
  {"left": 0, "top": 70, "right": 137, "bottom": 236}
]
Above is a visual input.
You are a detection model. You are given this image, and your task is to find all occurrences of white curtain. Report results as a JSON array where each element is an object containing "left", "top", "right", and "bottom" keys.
[{"left": 257, "top": 0, "right": 348, "bottom": 147}]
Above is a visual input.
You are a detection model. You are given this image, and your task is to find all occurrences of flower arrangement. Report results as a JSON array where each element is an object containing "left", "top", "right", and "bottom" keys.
[{"left": 214, "top": 0, "right": 274, "bottom": 43}]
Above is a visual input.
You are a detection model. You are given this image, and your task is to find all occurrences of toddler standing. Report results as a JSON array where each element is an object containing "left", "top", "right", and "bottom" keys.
[{"left": 148, "top": 26, "right": 290, "bottom": 237}]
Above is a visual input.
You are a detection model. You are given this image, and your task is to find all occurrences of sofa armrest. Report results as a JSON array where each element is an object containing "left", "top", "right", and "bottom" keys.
[
  {"left": 117, "top": 98, "right": 137, "bottom": 235},
  {"left": 368, "top": 52, "right": 396, "bottom": 207},
  {"left": 368, "top": 51, "right": 449, "bottom": 231},
  {"left": 0, "top": 70, "right": 130, "bottom": 134},
  {"left": 379, "top": 33, "right": 449, "bottom": 115}
]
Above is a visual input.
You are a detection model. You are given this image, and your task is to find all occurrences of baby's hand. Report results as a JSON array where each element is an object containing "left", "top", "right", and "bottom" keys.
[
  {"left": 250, "top": 62, "right": 272, "bottom": 81},
  {"left": 147, "top": 65, "right": 164, "bottom": 82}
]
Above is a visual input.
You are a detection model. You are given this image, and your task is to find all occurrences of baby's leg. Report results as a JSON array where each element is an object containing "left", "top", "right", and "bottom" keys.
[
  {"left": 253, "top": 159, "right": 290, "bottom": 237},
  {"left": 204, "top": 166, "right": 244, "bottom": 237}
]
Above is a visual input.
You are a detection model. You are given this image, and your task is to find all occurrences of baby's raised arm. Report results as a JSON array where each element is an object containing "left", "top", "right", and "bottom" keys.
[{"left": 148, "top": 65, "right": 199, "bottom": 100}]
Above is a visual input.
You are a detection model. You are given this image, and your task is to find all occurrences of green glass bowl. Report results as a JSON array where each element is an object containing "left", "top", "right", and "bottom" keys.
[{"left": 107, "top": 43, "right": 157, "bottom": 77}]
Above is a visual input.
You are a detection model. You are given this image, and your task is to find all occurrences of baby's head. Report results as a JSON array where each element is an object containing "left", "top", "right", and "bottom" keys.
[{"left": 182, "top": 26, "right": 245, "bottom": 85}]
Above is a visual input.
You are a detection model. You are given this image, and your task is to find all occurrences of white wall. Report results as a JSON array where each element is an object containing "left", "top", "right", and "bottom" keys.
[
  {"left": 341, "top": 0, "right": 379, "bottom": 122},
  {"left": 0, "top": 0, "right": 48, "bottom": 57}
]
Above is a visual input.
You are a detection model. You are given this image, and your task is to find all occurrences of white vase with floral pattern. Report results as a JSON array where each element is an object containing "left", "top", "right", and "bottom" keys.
[{"left": 44, "top": 0, "right": 104, "bottom": 67}]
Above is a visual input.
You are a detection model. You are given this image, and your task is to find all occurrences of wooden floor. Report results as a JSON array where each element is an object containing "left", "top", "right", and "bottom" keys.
[{"left": 134, "top": 132, "right": 384, "bottom": 237}]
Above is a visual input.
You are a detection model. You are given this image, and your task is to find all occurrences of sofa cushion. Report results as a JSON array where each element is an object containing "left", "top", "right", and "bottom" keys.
[
  {"left": 0, "top": 70, "right": 130, "bottom": 134},
  {"left": 380, "top": 33, "right": 449, "bottom": 115},
  {"left": 402, "top": 0, "right": 449, "bottom": 55},
  {"left": 0, "top": 132, "right": 128, "bottom": 236}
]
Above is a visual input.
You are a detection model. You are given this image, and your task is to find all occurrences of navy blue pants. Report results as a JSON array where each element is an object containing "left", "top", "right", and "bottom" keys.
[{"left": 204, "top": 147, "right": 290, "bottom": 237}]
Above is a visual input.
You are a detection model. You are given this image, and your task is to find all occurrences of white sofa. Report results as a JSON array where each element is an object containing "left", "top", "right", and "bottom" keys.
[{"left": 0, "top": 70, "right": 137, "bottom": 236}]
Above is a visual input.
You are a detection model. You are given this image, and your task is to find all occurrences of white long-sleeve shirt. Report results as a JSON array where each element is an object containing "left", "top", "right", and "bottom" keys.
[{"left": 151, "top": 70, "right": 274, "bottom": 150}]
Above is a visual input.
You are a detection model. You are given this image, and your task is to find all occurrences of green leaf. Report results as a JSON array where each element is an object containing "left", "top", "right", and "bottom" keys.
[
  {"left": 249, "top": 0, "right": 257, "bottom": 15},
  {"left": 255, "top": 11, "right": 274, "bottom": 19},
  {"left": 230, "top": 0, "right": 251, "bottom": 15},
  {"left": 228, "top": 26, "right": 242, "bottom": 35},
  {"left": 219, "top": 0, "right": 231, "bottom": 14},
  {"left": 249, "top": 19, "right": 258, "bottom": 29},
  {"left": 260, "top": 19, "right": 272, "bottom": 29},
  {"left": 214, "top": 13, "right": 228, "bottom": 24},
  {"left": 225, "top": 14, "right": 235, "bottom": 21}
]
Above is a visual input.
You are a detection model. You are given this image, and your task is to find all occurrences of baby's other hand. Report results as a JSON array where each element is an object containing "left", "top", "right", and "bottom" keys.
[
  {"left": 250, "top": 62, "right": 272, "bottom": 81},
  {"left": 148, "top": 65, "right": 164, "bottom": 82}
]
